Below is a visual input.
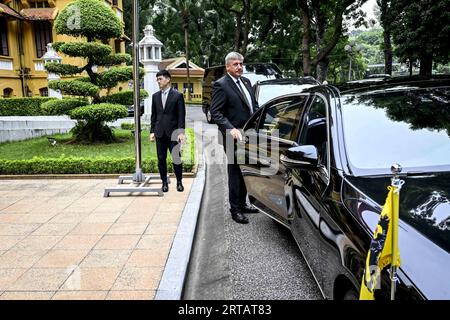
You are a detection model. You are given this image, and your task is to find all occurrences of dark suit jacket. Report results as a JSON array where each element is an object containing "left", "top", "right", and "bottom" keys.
[
  {"left": 210, "top": 74, "right": 258, "bottom": 136},
  {"left": 150, "top": 88, "right": 186, "bottom": 138}
]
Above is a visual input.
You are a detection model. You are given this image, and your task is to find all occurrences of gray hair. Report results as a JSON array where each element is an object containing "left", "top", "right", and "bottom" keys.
[{"left": 225, "top": 52, "right": 244, "bottom": 65}]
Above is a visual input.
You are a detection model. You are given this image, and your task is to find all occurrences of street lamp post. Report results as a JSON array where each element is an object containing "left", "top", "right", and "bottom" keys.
[{"left": 344, "top": 41, "right": 362, "bottom": 81}]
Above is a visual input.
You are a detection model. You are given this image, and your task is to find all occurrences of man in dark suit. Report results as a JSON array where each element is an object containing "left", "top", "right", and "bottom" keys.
[
  {"left": 150, "top": 70, "right": 186, "bottom": 192},
  {"left": 210, "top": 52, "right": 259, "bottom": 224}
]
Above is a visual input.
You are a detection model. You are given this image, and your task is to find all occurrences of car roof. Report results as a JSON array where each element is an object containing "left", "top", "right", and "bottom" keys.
[
  {"left": 335, "top": 75, "right": 450, "bottom": 95},
  {"left": 256, "top": 76, "right": 320, "bottom": 86}
]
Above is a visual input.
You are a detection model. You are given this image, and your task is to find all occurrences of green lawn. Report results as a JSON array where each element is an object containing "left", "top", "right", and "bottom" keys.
[
  {"left": 0, "top": 129, "right": 156, "bottom": 160},
  {"left": 0, "top": 128, "right": 195, "bottom": 174}
]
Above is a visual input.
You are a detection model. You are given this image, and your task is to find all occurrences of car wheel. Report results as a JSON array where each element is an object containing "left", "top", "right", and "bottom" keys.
[
  {"left": 342, "top": 287, "right": 359, "bottom": 300},
  {"left": 206, "top": 110, "right": 214, "bottom": 124}
]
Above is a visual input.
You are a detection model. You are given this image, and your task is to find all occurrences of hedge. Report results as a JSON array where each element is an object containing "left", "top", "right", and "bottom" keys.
[
  {"left": 54, "top": 0, "right": 122, "bottom": 40},
  {"left": 100, "top": 89, "right": 148, "bottom": 105},
  {"left": 0, "top": 129, "right": 196, "bottom": 174},
  {"left": 0, "top": 157, "right": 194, "bottom": 174},
  {"left": 0, "top": 97, "right": 55, "bottom": 116}
]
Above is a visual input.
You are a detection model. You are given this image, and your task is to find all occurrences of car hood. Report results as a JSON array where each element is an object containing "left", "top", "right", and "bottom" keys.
[{"left": 345, "top": 172, "right": 450, "bottom": 299}]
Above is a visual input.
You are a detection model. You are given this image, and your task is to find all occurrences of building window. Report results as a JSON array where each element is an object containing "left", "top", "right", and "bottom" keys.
[
  {"left": 30, "top": 1, "right": 50, "bottom": 8},
  {"left": 112, "top": 0, "right": 118, "bottom": 6},
  {"left": 3, "top": 88, "right": 13, "bottom": 98},
  {"left": 183, "top": 83, "right": 193, "bottom": 93},
  {"left": 114, "top": 39, "right": 121, "bottom": 53},
  {"left": 0, "top": 18, "right": 9, "bottom": 56},
  {"left": 39, "top": 87, "right": 48, "bottom": 97},
  {"left": 172, "top": 83, "right": 178, "bottom": 90},
  {"left": 34, "top": 21, "right": 53, "bottom": 58},
  {"left": 155, "top": 47, "right": 160, "bottom": 60}
]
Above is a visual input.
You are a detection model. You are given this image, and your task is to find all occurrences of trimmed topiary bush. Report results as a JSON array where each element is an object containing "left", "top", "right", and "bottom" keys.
[
  {"left": 46, "top": 0, "right": 145, "bottom": 143},
  {"left": 49, "top": 80, "right": 100, "bottom": 97},
  {"left": 44, "top": 62, "right": 83, "bottom": 76},
  {"left": 69, "top": 104, "right": 128, "bottom": 143},
  {"left": 70, "top": 103, "right": 128, "bottom": 123},
  {"left": 100, "top": 89, "right": 148, "bottom": 105},
  {"left": 54, "top": 0, "right": 122, "bottom": 41},
  {"left": 41, "top": 99, "right": 88, "bottom": 115}
]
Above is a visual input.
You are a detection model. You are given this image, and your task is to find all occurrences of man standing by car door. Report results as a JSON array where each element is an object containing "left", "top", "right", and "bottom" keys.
[
  {"left": 211, "top": 52, "right": 259, "bottom": 224},
  {"left": 150, "top": 70, "right": 186, "bottom": 193}
]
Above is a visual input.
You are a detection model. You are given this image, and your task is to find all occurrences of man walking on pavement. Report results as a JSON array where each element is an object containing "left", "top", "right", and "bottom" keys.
[
  {"left": 150, "top": 70, "right": 186, "bottom": 192},
  {"left": 210, "top": 52, "right": 259, "bottom": 224}
]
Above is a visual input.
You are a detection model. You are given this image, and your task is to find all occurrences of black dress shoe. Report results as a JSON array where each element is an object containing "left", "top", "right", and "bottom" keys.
[
  {"left": 231, "top": 211, "right": 249, "bottom": 224},
  {"left": 176, "top": 181, "right": 184, "bottom": 192},
  {"left": 162, "top": 182, "right": 169, "bottom": 192},
  {"left": 240, "top": 204, "right": 259, "bottom": 214}
]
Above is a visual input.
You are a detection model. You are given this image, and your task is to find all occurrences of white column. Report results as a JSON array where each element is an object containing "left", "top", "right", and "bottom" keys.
[
  {"left": 142, "top": 62, "right": 159, "bottom": 123},
  {"left": 48, "top": 72, "right": 62, "bottom": 99}
]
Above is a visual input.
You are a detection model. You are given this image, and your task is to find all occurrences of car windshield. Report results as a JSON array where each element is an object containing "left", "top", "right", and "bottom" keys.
[
  {"left": 258, "top": 83, "right": 315, "bottom": 106},
  {"left": 340, "top": 86, "right": 450, "bottom": 175}
]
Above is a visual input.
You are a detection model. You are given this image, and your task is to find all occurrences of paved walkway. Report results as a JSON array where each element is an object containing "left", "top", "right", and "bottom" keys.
[{"left": 0, "top": 178, "right": 193, "bottom": 300}]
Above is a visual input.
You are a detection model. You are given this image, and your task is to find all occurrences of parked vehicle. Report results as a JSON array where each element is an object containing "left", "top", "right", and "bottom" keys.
[
  {"left": 239, "top": 78, "right": 450, "bottom": 299},
  {"left": 253, "top": 77, "right": 320, "bottom": 106},
  {"left": 127, "top": 100, "right": 145, "bottom": 117},
  {"left": 202, "top": 63, "right": 282, "bottom": 123}
]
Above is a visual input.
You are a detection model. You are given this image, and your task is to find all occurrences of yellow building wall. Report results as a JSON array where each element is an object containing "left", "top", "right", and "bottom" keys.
[
  {"left": 172, "top": 76, "right": 203, "bottom": 102},
  {"left": 0, "top": 0, "right": 126, "bottom": 98}
]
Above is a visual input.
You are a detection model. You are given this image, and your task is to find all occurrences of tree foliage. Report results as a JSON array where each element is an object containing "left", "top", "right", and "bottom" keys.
[
  {"left": 46, "top": 0, "right": 142, "bottom": 143},
  {"left": 390, "top": 0, "right": 450, "bottom": 76},
  {"left": 55, "top": 0, "right": 122, "bottom": 41}
]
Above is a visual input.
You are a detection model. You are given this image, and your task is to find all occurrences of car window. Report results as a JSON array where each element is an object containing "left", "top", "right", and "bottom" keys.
[
  {"left": 299, "top": 96, "right": 328, "bottom": 165},
  {"left": 258, "top": 96, "right": 307, "bottom": 141},
  {"left": 257, "top": 83, "right": 315, "bottom": 106}
]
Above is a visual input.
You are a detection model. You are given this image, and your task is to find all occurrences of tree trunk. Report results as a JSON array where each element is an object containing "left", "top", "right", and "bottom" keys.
[
  {"left": 299, "top": 3, "right": 311, "bottom": 75},
  {"left": 383, "top": 29, "right": 393, "bottom": 75},
  {"left": 419, "top": 53, "right": 433, "bottom": 77},
  {"left": 234, "top": 13, "right": 243, "bottom": 52},
  {"left": 316, "top": 59, "right": 329, "bottom": 83},
  {"left": 242, "top": 0, "right": 251, "bottom": 55},
  {"left": 380, "top": 0, "right": 393, "bottom": 75}
]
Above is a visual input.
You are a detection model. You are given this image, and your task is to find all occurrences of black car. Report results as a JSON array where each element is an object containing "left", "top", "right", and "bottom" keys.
[
  {"left": 202, "top": 63, "right": 283, "bottom": 123},
  {"left": 127, "top": 100, "right": 145, "bottom": 117},
  {"left": 239, "top": 78, "right": 450, "bottom": 299}
]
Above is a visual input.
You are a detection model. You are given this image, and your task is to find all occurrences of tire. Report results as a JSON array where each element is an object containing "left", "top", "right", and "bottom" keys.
[{"left": 342, "top": 287, "right": 359, "bottom": 300}]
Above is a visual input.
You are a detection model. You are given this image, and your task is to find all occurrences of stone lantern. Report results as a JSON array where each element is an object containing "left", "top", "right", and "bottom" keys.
[
  {"left": 42, "top": 43, "right": 62, "bottom": 99},
  {"left": 139, "top": 25, "right": 163, "bottom": 122}
]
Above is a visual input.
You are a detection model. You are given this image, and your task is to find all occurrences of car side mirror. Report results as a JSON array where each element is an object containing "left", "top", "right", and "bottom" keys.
[{"left": 280, "top": 145, "right": 319, "bottom": 169}]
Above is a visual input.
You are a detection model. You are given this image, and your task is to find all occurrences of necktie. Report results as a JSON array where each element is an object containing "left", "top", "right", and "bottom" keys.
[
  {"left": 162, "top": 90, "right": 168, "bottom": 109},
  {"left": 236, "top": 79, "right": 253, "bottom": 114}
]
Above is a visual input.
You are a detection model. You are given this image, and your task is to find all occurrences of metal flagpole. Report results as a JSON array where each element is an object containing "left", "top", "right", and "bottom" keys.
[
  {"left": 132, "top": 0, "right": 144, "bottom": 183},
  {"left": 390, "top": 163, "right": 403, "bottom": 300},
  {"left": 103, "top": 0, "right": 164, "bottom": 197}
]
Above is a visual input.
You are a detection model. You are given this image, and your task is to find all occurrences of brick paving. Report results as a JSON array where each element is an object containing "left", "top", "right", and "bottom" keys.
[{"left": 0, "top": 178, "right": 192, "bottom": 300}]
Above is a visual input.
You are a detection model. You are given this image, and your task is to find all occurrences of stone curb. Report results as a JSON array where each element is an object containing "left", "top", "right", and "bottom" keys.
[{"left": 154, "top": 153, "right": 205, "bottom": 300}]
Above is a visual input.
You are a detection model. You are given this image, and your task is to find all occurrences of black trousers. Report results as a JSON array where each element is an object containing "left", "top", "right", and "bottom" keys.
[
  {"left": 156, "top": 134, "right": 183, "bottom": 183},
  {"left": 227, "top": 163, "right": 247, "bottom": 213}
]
